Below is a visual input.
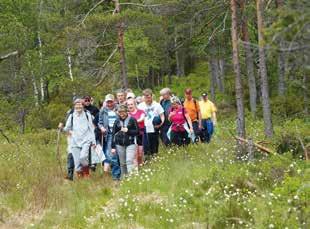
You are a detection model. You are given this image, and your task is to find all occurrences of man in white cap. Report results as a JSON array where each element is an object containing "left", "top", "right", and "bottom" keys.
[{"left": 98, "top": 94, "right": 121, "bottom": 180}]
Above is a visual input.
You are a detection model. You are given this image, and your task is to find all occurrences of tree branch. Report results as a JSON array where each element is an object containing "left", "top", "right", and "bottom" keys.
[{"left": 0, "top": 51, "right": 18, "bottom": 62}]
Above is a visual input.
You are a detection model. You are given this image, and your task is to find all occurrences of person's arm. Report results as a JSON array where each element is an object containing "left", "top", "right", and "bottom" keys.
[
  {"left": 212, "top": 103, "right": 217, "bottom": 125},
  {"left": 196, "top": 103, "right": 202, "bottom": 129},
  {"left": 98, "top": 110, "right": 107, "bottom": 133},
  {"left": 137, "top": 113, "right": 145, "bottom": 123},
  {"left": 63, "top": 114, "right": 73, "bottom": 134},
  {"left": 185, "top": 113, "right": 194, "bottom": 132}
]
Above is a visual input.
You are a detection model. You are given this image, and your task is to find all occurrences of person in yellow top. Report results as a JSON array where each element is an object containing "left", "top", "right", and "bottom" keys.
[{"left": 199, "top": 92, "right": 217, "bottom": 143}]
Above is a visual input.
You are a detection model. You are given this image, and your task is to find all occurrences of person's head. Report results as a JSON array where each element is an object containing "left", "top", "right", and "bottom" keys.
[
  {"left": 126, "top": 92, "right": 135, "bottom": 100},
  {"left": 83, "top": 96, "right": 91, "bottom": 107},
  {"left": 127, "top": 98, "right": 137, "bottom": 112},
  {"left": 136, "top": 96, "right": 143, "bottom": 105},
  {"left": 184, "top": 88, "right": 193, "bottom": 100},
  {"left": 116, "top": 89, "right": 126, "bottom": 104},
  {"left": 125, "top": 88, "right": 133, "bottom": 93},
  {"left": 160, "top": 88, "right": 171, "bottom": 100},
  {"left": 117, "top": 104, "right": 128, "bottom": 120},
  {"left": 171, "top": 96, "right": 181, "bottom": 109},
  {"left": 202, "top": 92, "right": 208, "bottom": 101},
  {"left": 105, "top": 94, "right": 115, "bottom": 110},
  {"left": 73, "top": 98, "right": 84, "bottom": 113},
  {"left": 143, "top": 88, "right": 153, "bottom": 104}
]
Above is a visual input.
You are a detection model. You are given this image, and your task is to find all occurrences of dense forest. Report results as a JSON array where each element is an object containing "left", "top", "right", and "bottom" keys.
[
  {"left": 0, "top": 0, "right": 308, "bottom": 134},
  {"left": 0, "top": 1, "right": 309, "bottom": 228}
]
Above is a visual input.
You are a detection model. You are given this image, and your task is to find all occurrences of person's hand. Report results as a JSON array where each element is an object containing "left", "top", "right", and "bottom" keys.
[
  {"left": 100, "top": 127, "right": 107, "bottom": 133},
  {"left": 58, "top": 122, "right": 64, "bottom": 129},
  {"left": 213, "top": 120, "right": 217, "bottom": 126},
  {"left": 155, "top": 124, "right": 162, "bottom": 129},
  {"left": 198, "top": 123, "right": 202, "bottom": 130},
  {"left": 121, "top": 127, "right": 128, "bottom": 132},
  {"left": 67, "top": 131, "right": 73, "bottom": 137},
  {"left": 91, "top": 144, "right": 96, "bottom": 149},
  {"left": 189, "top": 128, "right": 194, "bottom": 133},
  {"left": 169, "top": 111, "right": 176, "bottom": 117},
  {"left": 111, "top": 148, "right": 116, "bottom": 154}
]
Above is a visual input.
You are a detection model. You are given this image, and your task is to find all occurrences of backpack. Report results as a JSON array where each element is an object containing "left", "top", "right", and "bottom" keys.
[{"left": 114, "top": 117, "right": 135, "bottom": 146}]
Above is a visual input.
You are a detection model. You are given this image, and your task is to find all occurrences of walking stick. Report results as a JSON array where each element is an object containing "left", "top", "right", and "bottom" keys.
[{"left": 56, "top": 128, "right": 64, "bottom": 175}]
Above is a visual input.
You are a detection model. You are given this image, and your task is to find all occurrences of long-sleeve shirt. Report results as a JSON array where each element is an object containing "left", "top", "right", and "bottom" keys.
[{"left": 64, "top": 110, "right": 96, "bottom": 148}]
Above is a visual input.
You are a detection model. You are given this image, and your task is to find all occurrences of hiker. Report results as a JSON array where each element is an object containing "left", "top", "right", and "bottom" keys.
[
  {"left": 116, "top": 89, "right": 127, "bottom": 106},
  {"left": 83, "top": 95, "right": 99, "bottom": 117},
  {"left": 159, "top": 88, "right": 172, "bottom": 146},
  {"left": 199, "top": 92, "right": 217, "bottom": 143},
  {"left": 183, "top": 88, "right": 202, "bottom": 142},
  {"left": 126, "top": 92, "right": 135, "bottom": 100},
  {"left": 63, "top": 98, "right": 96, "bottom": 178},
  {"left": 111, "top": 105, "right": 139, "bottom": 178},
  {"left": 138, "top": 89, "right": 165, "bottom": 159},
  {"left": 98, "top": 94, "right": 121, "bottom": 180},
  {"left": 127, "top": 98, "right": 145, "bottom": 166},
  {"left": 168, "top": 96, "right": 193, "bottom": 146}
]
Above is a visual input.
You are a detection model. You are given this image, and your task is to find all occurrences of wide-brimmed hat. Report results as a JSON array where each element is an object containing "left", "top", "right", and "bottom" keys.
[{"left": 105, "top": 94, "right": 115, "bottom": 102}]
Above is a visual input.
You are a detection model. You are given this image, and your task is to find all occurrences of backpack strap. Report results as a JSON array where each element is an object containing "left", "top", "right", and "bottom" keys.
[
  {"left": 70, "top": 110, "right": 90, "bottom": 129},
  {"left": 182, "top": 107, "right": 190, "bottom": 129}
]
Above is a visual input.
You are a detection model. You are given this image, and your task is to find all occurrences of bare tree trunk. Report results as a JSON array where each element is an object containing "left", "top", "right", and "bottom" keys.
[
  {"left": 257, "top": 0, "right": 273, "bottom": 137},
  {"left": 303, "top": 74, "right": 309, "bottom": 115},
  {"left": 275, "top": 0, "right": 286, "bottom": 96},
  {"left": 38, "top": 0, "right": 45, "bottom": 102},
  {"left": 240, "top": 0, "right": 257, "bottom": 117},
  {"left": 277, "top": 45, "right": 286, "bottom": 96},
  {"left": 28, "top": 61, "right": 39, "bottom": 106},
  {"left": 67, "top": 48, "right": 74, "bottom": 81},
  {"left": 218, "top": 58, "right": 225, "bottom": 93},
  {"left": 175, "top": 34, "right": 185, "bottom": 77},
  {"left": 231, "top": 0, "right": 246, "bottom": 138},
  {"left": 114, "top": 0, "right": 128, "bottom": 89},
  {"left": 209, "top": 58, "right": 217, "bottom": 101}
]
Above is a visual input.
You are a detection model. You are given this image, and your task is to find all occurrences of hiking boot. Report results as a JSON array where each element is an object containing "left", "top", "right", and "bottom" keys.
[{"left": 82, "top": 166, "right": 90, "bottom": 178}]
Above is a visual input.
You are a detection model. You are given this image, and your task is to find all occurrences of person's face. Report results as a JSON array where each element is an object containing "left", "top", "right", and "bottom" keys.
[
  {"left": 118, "top": 110, "right": 128, "bottom": 120},
  {"left": 143, "top": 93, "right": 152, "bottom": 104},
  {"left": 117, "top": 93, "right": 125, "bottom": 103},
  {"left": 162, "top": 93, "right": 170, "bottom": 100},
  {"left": 74, "top": 102, "right": 84, "bottom": 113},
  {"left": 106, "top": 100, "right": 114, "bottom": 109},
  {"left": 127, "top": 100, "right": 136, "bottom": 112},
  {"left": 203, "top": 96, "right": 208, "bottom": 101},
  {"left": 185, "top": 93, "right": 192, "bottom": 100},
  {"left": 84, "top": 98, "right": 91, "bottom": 106},
  {"left": 171, "top": 102, "right": 179, "bottom": 109}
]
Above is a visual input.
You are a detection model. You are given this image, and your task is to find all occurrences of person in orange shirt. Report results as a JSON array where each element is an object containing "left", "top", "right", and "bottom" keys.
[{"left": 183, "top": 88, "right": 202, "bottom": 142}]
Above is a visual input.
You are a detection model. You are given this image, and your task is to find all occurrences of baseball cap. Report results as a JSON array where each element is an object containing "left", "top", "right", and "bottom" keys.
[
  {"left": 202, "top": 92, "right": 208, "bottom": 97},
  {"left": 105, "top": 94, "right": 115, "bottom": 102}
]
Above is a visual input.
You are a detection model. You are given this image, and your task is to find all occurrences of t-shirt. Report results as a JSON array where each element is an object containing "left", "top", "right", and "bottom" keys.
[
  {"left": 184, "top": 99, "right": 200, "bottom": 121},
  {"left": 129, "top": 109, "right": 145, "bottom": 130},
  {"left": 199, "top": 100, "right": 217, "bottom": 119},
  {"left": 107, "top": 110, "right": 117, "bottom": 130},
  {"left": 170, "top": 107, "right": 187, "bottom": 132},
  {"left": 138, "top": 101, "right": 164, "bottom": 133}
]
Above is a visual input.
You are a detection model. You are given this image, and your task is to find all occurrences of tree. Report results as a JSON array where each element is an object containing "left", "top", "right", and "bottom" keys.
[
  {"left": 240, "top": 0, "right": 257, "bottom": 117},
  {"left": 230, "top": 0, "right": 246, "bottom": 138},
  {"left": 256, "top": 0, "right": 273, "bottom": 137}
]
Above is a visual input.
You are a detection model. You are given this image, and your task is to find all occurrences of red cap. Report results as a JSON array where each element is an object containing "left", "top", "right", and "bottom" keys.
[{"left": 184, "top": 88, "right": 192, "bottom": 94}]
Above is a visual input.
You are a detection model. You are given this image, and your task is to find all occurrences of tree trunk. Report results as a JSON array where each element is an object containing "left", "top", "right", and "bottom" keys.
[
  {"left": 114, "top": 0, "right": 128, "bottom": 89},
  {"left": 28, "top": 61, "right": 39, "bottom": 106},
  {"left": 175, "top": 34, "right": 185, "bottom": 77},
  {"left": 231, "top": 0, "right": 246, "bottom": 138},
  {"left": 275, "top": 0, "right": 286, "bottom": 96},
  {"left": 67, "top": 48, "right": 74, "bottom": 81},
  {"left": 240, "top": 0, "right": 257, "bottom": 117},
  {"left": 209, "top": 58, "right": 217, "bottom": 101},
  {"left": 38, "top": 0, "right": 44, "bottom": 102},
  {"left": 218, "top": 58, "right": 225, "bottom": 93},
  {"left": 257, "top": 0, "right": 273, "bottom": 137}
]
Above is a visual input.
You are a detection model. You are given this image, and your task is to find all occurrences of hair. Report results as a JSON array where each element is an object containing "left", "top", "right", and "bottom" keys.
[
  {"left": 117, "top": 104, "right": 128, "bottom": 112},
  {"left": 160, "top": 88, "right": 171, "bottom": 95},
  {"left": 125, "top": 88, "right": 133, "bottom": 93},
  {"left": 143, "top": 88, "right": 153, "bottom": 95},
  {"left": 127, "top": 98, "right": 137, "bottom": 107},
  {"left": 116, "top": 88, "right": 125, "bottom": 95}
]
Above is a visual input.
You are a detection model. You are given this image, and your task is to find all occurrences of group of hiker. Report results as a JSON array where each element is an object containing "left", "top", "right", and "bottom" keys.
[{"left": 58, "top": 88, "right": 217, "bottom": 181}]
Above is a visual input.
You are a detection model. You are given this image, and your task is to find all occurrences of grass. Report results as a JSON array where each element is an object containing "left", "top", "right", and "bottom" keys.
[{"left": 0, "top": 120, "right": 309, "bottom": 228}]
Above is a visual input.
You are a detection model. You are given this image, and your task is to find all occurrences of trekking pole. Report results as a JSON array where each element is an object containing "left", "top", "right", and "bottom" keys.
[{"left": 56, "top": 128, "right": 64, "bottom": 175}]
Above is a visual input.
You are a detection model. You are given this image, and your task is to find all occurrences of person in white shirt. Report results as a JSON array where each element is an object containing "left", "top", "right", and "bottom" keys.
[{"left": 138, "top": 89, "right": 165, "bottom": 159}]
